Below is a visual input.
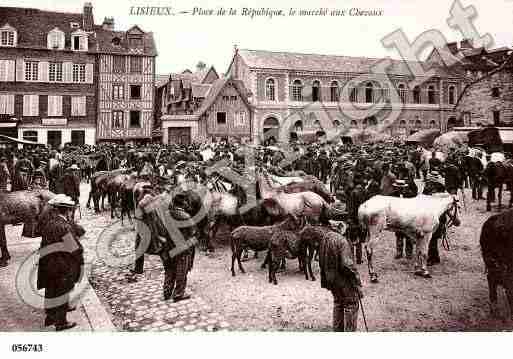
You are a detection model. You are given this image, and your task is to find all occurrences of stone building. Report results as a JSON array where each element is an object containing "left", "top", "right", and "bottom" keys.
[
  {"left": 0, "top": 5, "right": 96, "bottom": 147},
  {"left": 158, "top": 66, "right": 253, "bottom": 144},
  {"left": 428, "top": 40, "right": 513, "bottom": 128},
  {"left": 0, "top": 3, "right": 157, "bottom": 147},
  {"left": 226, "top": 48, "right": 472, "bottom": 144}
]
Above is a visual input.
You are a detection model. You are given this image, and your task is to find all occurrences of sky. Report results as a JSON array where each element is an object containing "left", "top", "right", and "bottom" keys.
[{"left": 2, "top": 0, "right": 513, "bottom": 75}]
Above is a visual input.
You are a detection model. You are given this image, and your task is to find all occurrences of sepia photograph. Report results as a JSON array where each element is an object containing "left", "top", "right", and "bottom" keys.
[{"left": 0, "top": 0, "right": 512, "bottom": 356}]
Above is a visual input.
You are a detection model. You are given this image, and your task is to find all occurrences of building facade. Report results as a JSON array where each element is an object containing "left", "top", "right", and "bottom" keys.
[
  {"left": 0, "top": 5, "right": 96, "bottom": 147},
  {"left": 0, "top": 3, "right": 157, "bottom": 147},
  {"left": 158, "top": 66, "right": 253, "bottom": 144},
  {"left": 227, "top": 48, "right": 468, "bottom": 144}
]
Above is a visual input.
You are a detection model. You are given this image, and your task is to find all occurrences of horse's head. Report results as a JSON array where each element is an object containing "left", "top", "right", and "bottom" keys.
[{"left": 446, "top": 196, "right": 461, "bottom": 227}]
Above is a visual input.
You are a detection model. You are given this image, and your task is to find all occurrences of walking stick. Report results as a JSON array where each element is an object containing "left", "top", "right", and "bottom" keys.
[
  {"left": 357, "top": 290, "right": 369, "bottom": 332},
  {"left": 460, "top": 187, "right": 467, "bottom": 212}
]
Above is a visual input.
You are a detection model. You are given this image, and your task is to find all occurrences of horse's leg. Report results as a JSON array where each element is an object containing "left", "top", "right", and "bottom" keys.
[
  {"left": 486, "top": 186, "right": 493, "bottom": 211},
  {"left": 498, "top": 183, "right": 503, "bottom": 210},
  {"left": 230, "top": 241, "right": 237, "bottom": 276},
  {"left": 487, "top": 273, "right": 500, "bottom": 318},
  {"left": 0, "top": 224, "right": 11, "bottom": 266},
  {"left": 236, "top": 246, "right": 245, "bottom": 274},
  {"left": 364, "top": 236, "right": 378, "bottom": 283},
  {"left": 414, "top": 234, "right": 432, "bottom": 278},
  {"left": 261, "top": 250, "right": 268, "bottom": 269},
  {"left": 307, "top": 246, "right": 316, "bottom": 281}
]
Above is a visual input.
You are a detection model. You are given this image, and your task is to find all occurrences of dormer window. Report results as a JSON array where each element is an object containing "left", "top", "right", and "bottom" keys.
[
  {"left": 126, "top": 25, "right": 144, "bottom": 48},
  {"left": 71, "top": 29, "right": 88, "bottom": 51},
  {"left": 47, "top": 27, "right": 65, "bottom": 50},
  {"left": 0, "top": 24, "right": 17, "bottom": 47},
  {"left": 112, "top": 37, "right": 121, "bottom": 46}
]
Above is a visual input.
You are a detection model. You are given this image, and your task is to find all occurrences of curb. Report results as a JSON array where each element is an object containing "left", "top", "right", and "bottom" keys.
[{"left": 80, "top": 281, "right": 117, "bottom": 331}]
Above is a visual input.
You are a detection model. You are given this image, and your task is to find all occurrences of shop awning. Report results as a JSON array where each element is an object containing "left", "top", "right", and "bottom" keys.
[{"left": 0, "top": 134, "right": 45, "bottom": 146}]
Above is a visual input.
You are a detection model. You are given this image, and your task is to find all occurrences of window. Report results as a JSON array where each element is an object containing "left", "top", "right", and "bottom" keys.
[
  {"left": 49, "top": 62, "right": 63, "bottom": 82},
  {"left": 493, "top": 110, "right": 500, "bottom": 126},
  {"left": 398, "top": 84, "right": 406, "bottom": 103},
  {"left": 130, "top": 57, "right": 142, "bottom": 73},
  {"left": 129, "top": 37, "right": 142, "bottom": 47},
  {"left": 312, "top": 80, "right": 321, "bottom": 102},
  {"left": 0, "top": 60, "right": 15, "bottom": 81},
  {"left": 235, "top": 112, "right": 245, "bottom": 126},
  {"left": 23, "top": 95, "right": 39, "bottom": 116},
  {"left": 0, "top": 94, "right": 14, "bottom": 114},
  {"left": 330, "top": 81, "right": 339, "bottom": 102},
  {"left": 112, "top": 84, "right": 124, "bottom": 100},
  {"left": 71, "top": 31, "right": 88, "bottom": 51},
  {"left": 415, "top": 118, "right": 422, "bottom": 128},
  {"left": 47, "top": 28, "right": 64, "bottom": 50},
  {"left": 216, "top": 112, "right": 227, "bottom": 125},
  {"left": 292, "top": 80, "right": 303, "bottom": 101},
  {"left": 47, "top": 95, "right": 62, "bottom": 117},
  {"left": 365, "top": 82, "right": 374, "bottom": 103},
  {"left": 23, "top": 131, "right": 38, "bottom": 143},
  {"left": 25, "top": 61, "right": 39, "bottom": 81},
  {"left": 230, "top": 95, "right": 237, "bottom": 102},
  {"left": 492, "top": 87, "right": 500, "bottom": 98},
  {"left": 112, "top": 111, "right": 124, "bottom": 128},
  {"left": 71, "top": 96, "right": 86, "bottom": 116},
  {"left": 428, "top": 85, "right": 436, "bottom": 104},
  {"left": 71, "top": 130, "right": 85, "bottom": 146},
  {"left": 129, "top": 111, "right": 141, "bottom": 128},
  {"left": 130, "top": 85, "right": 141, "bottom": 99},
  {"left": 113, "top": 56, "right": 125, "bottom": 73},
  {"left": 368, "top": 116, "right": 377, "bottom": 126},
  {"left": 448, "top": 86, "right": 456, "bottom": 105},
  {"left": 70, "top": 22, "right": 80, "bottom": 29},
  {"left": 72, "top": 64, "right": 86, "bottom": 82},
  {"left": 265, "top": 78, "right": 275, "bottom": 101},
  {"left": 413, "top": 86, "right": 421, "bottom": 104},
  {"left": 222, "top": 96, "right": 229, "bottom": 102},
  {"left": 349, "top": 86, "right": 358, "bottom": 102},
  {"left": 429, "top": 120, "right": 437, "bottom": 128},
  {"left": 0, "top": 25, "right": 16, "bottom": 47},
  {"left": 333, "top": 119, "right": 340, "bottom": 127},
  {"left": 112, "top": 37, "right": 121, "bottom": 46}
]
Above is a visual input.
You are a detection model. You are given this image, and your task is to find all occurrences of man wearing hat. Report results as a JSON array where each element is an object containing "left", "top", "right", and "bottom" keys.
[
  {"left": 62, "top": 164, "right": 81, "bottom": 221},
  {"left": 0, "top": 156, "right": 9, "bottom": 192},
  {"left": 37, "top": 194, "right": 84, "bottom": 331},
  {"left": 392, "top": 179, "right": 415, "bottom": 259}
]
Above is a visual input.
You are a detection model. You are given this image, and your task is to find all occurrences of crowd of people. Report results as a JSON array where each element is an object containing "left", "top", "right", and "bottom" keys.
[{"left": 0, "top": 138, "right": 496, "bottom": 332}]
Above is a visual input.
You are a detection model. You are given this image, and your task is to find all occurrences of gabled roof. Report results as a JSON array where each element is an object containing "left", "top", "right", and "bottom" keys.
[
  {"left": 93, "top": 26, "right": 157, "bottom": 56},
  {"left": 236, "top": 49, "right": 443, "bottom": 77},
  {"left": 192, "top": 84, "right": 211, "bottom": 98},
  {"left": 155, "top": 74, "right": 170, "bottom": 88},
  {"left": 196, "top": 79, "right": 252, "bottom": 116}
]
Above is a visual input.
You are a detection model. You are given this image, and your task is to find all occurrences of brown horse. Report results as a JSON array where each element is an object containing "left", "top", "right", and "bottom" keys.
[{"left": 485, "top": 160, "right": 513, "bottom": 211}]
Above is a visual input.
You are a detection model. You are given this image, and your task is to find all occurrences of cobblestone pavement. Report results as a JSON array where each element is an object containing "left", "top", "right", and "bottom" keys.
[{"left": 77, "top": 184, "right": 231, "bottom": 331}]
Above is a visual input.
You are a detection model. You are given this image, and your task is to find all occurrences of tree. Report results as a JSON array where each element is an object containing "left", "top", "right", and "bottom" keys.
[{"left": 196, "top": 61, "right": 207, "bottom": 71}]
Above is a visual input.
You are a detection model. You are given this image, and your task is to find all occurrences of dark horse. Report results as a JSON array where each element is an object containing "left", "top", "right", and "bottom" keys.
[
  {"left": 484, "top": 160, "right": 513, "bottom": 211},
  {"left": 480, "top": 208, "right": 513, "bottom": 319}
]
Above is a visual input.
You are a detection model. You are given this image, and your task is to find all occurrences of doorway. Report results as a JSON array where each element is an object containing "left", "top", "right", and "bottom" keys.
[{"left": 47, "top": 130, "right": 62, "bottom": 149}]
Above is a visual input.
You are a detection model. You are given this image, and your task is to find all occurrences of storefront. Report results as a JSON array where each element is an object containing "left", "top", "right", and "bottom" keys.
[{"left": 18, "top": 118, "right": 95, "bottom": 148}]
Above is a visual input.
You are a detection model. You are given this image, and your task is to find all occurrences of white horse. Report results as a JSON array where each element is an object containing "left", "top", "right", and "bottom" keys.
[{"left": 358, "top": 194, "right": 461, "bottom": 282}]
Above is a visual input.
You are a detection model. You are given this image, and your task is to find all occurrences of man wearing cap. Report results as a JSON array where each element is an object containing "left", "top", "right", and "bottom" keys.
[
  {"left": 37, "top": 194, "right": 84, "bottom": 331},
  {"left": 0, "top": 157, "right": 9, "bottom": 192},
  {"left": 62, "top": 165, "right": 81, "bottom": 220}
]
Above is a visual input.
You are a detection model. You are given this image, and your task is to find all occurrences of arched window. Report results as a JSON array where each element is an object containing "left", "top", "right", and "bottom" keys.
[
  {"left": 368, "top": 116, "right": 377, "bottom": 126},
  {"left": 415, "top": 119, "right": 422, "bottom": 128},
  {"left": 448, "top": 86, "right": 456, "bottom": 105},
  {"left": 47, "top": 27, "right": 65, "bottom": 50},
  {"left": 399, "top": 120, "right": 407, "bottom": 128},
  {"left": 330, "top": 81, "right": 339, "bottom": 102},
  {"left": 333, "top": 119, "right": 340, "bottom": 127},
  {"left": 313, "top": 119, "right": 321, "bottom": 128},
  {"left": 23, "top": 131, "right": 38, "bottom": 143},
  {"left": 294, "top": 120, "right": 303, "bottom": 132},
  {"left": 365, "top": 82, "right": 374, "bottom": 103},
  {"left": 362, "top": 118, "right": 368, "bottom": 127},
  {"left": 350, "top": 120, "right": 358, "bottom": 128},
  {"left": 292, "top": 80, "right": 303, "bottom": 101},
  {"left": 71, "top": 29, "right": 88, "bottom": 51},
  {"left": 398, "top": 84, "right": 407, "bottom": 103},
  {"left": 312, "top": 80, "right": 321, "bottom": 102},
  {"left": 428, "top": 85, "right": 436, "bottom": 104},
  {"left": 429, "top": 120, "right": 437, "bottom": 128},
  {"left": 413, "top": 86, "right": 421, "bottom": 104},
  {"left": 265, "top": 78, "right": 275, "bottom": 101}
]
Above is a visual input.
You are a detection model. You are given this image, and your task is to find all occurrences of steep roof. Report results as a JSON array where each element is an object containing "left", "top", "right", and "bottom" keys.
[
  {"left": 155, "top": 74, "right": 170, "bottom": 88},
  {"left": 0, "top": 6, "right": 157, "bottom": 56},
  {"left": 236, "top": 49, "right": 447, "bottom": 77},
  {"left": 196, "top": 79, "right": 252, "bottom": 116},
  {"left": 0, "top": 7, "right": 85, "bottom": 50}
]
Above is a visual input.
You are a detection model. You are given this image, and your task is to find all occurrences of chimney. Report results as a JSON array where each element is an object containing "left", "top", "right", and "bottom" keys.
[
  {"left": 446, "top": 42, "right": 458, "bottom": 55},
  {"left": 102, "top": 17, "right": 115, "bottom": 31},
  {"left": 460, "top": 39, "right": 474, "bottom": 50},
  {"left": 83, "top": 2, "right": 94, "bottom": 31}
]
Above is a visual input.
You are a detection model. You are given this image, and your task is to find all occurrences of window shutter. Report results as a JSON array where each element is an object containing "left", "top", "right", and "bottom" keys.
[
  {"left": 85, "top": 63, "right": 93, "bottom": 83},
  {"left": 71, "top": 96, "right": 86, "bottom": 116},
  {"left": 0, "top": 95, "right": 6, "bottom": 114},
  {"left": 0, "top": 60, "right": 6, "bottom": 81},
  {"left": 48, "top": 95, "right": 62, "bottom": 116},
  {"left": 23, "top": 95, "right": 38, "bottom": 116},
  {"left": 39, "top": 61, "right": 49, "bottom": 82},
  {"left": 7, "top": 94, "right": 14, "bottom": 114},
  {"left": 6, "top": 60, "right": 14, "bottom": 81},
  {"left": 63, "top": 62, "right": 72, "bottom": 82},
  {"left": 16, "top": 59, "right": 23, "bottom": 82}
]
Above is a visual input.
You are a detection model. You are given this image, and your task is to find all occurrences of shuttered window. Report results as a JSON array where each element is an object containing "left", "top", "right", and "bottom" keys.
[
  {"left": 112, "top": 84, "right": 124, "bottom": 100},
  {"left": 47, "top": 95, "right": 63, "bottom": 116},
  {"left": 0, "top": 94, "right": 14, "bottom": 114},
  {"left": 0, "top": 60, "right": 15, "bottom": 81},
  {"left": 235, "top": 112, "right": 245, "bottom": 126},
  {"left": 112, "top": 111, "right": 124, "bottom": 128},
  {"left": 23, "top": 95, "right": 39, "bottom": 116},
  {"left": 71, "top": 96, "right": 86, "bottom": 116},
  {"left": 0, "top": 30, "right": 15, "bottom": 46},
  {"left": 72, "top": 64, "right": 86, "bottom": 82},
  {"left": 130, "top": 57, "right": 142, "bottom": 73},
  {"left": 49, "top": 62, "right": 63, "bottom": 82},
  {"left": 113, "top": 56, "right": 125, "bottom": 73},
  {"left": 25, "top": 61, "right": 39, "bottom": 81}
]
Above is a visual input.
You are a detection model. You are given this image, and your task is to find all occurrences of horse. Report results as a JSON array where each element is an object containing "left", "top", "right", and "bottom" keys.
[
  {"left": 0, "top": 189, "right": 55, "bottom": 267},
  {"left": 484, "top": 159, "right": 513, "bottom": 211},
  {"left": 358, "top": 194, "right": 461, "bottom": 282}
]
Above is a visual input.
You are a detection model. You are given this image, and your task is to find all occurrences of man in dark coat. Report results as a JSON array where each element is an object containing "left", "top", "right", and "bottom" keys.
[
  {"left": 467, "top": 156, "right": 484, "bottom": 200},
  {"left": 319, "top": 229, "right": 363, "bottom": 331},
  {"left": 347, "top": 179, "right": 367, "bottom": 264},
  {"left": 12, "top": 155, "right": 33, "bottom": 191},
  {"left": 62, "top": 165, "right": 81, "bottom": 220},
  {"left": 37, "top": 194, "right": 84, "bottom": 331}
]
